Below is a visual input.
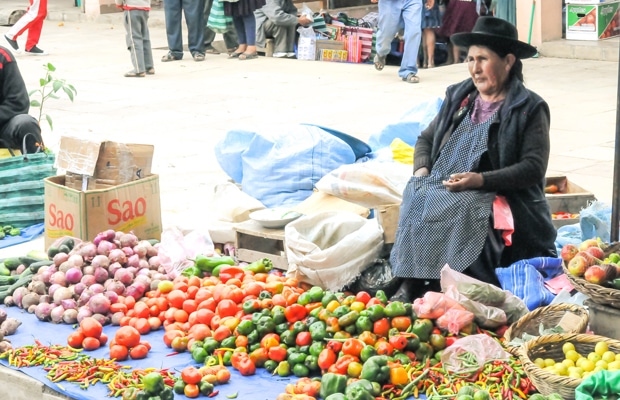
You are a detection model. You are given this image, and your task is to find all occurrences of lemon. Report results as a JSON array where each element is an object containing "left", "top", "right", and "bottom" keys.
[
  {"left": 544, "top": 358, "right": 556, "bottom": 367},
  {"left": 595, "top": 341, "right": 609, "bottom": 356},
  {"left": 602, "top": 351, "right": 616, "bottom": 363},
  {"left": 595, "top": 360, "right": 608, "bottom": 370},
  {"left": 569, "top": 371, "right": 583, "bottom": 379},
  {"left": 568, "top": 366, "right": 584, "bottom": 376},
  {"left": 588, "top": 352, "right": 602, "bottom": 363},
  {"left": 616, "top": 353, "right": 620, "bottom": 362},
  {"left": 535, "top": 358, "right": 546, "bottom": 368},
  {"left": 563, "top": 342, "right": 576, "bottom": 354},
  {"left": 562, "top": 359, "right": 575, "bottom": 368},
  {"left": 581, "top": 359, "right": 595, "bottom": 372},
  {"left": 608, "top": 360, "right": 620, "bottom": 371},
  {"left": 566, "top": 350, "right": 581, "bottom": 362},
  {"left": 594, "top": 366, "right": 604, "bottom": 373},
  {"left": 554, "top": 363, "right": 568, "bottom": 376},
  {"left": 576, "top": 357, "right": 587, "bottom": 368}
]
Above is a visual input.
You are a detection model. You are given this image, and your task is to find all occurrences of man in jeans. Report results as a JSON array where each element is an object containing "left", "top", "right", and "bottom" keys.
[
  {"left": 254, "top": 0, "right": 313, "bottom": 58},
  {"left": 372, "top": 0, "right": 423, "bottom": 83},
  {"left": 203, "top": 0, "right": 238, "bottom": 54},
  {"left": 161, "top": 0, "right": 206, "bottom": 61}
]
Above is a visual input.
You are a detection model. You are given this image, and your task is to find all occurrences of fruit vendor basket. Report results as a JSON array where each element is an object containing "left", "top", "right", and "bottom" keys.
[
  {"left": 520, "top": 333, "right": 620, "bottom": 400},
  {"left": 563, "top": 264, "right": 620, "bottom": 309},
  {"left": 503, "top": 303, "right": 589, "bottom": 355}
]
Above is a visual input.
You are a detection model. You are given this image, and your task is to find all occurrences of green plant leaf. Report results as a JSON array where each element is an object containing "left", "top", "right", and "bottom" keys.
[
  {"left": 47, "top": 63, "right": 56, "bottom": 72},
  {"left": 39, "top": 78, "right": 46, "bottom": 86},
  {"left": 28, "top": 89, "right": 39, "bottom": 96},
  {"left": 48, "top": 93, "right": 60, "bottom": 100},
  {"left": 67, "top": 84, "right": 77, "bottom": 94},
  {"left": 52, "top": 80, "right": 62, "bottom": 92},
  {"left": 30, "top": 100, "right": 41, "bottom": 107},
  {"left": 45, "top": 114, "right": 53, "bottom": 131},
  {"left": 62, "top": 86, "right": 75, "bottom": 102}
]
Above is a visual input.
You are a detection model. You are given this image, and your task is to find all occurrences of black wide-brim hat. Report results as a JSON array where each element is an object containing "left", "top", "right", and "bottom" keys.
[{"left": 451, "top": 16, "right": 537, "bottom": 59}]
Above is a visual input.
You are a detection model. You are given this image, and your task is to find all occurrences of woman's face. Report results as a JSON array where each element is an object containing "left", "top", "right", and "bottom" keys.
[{"left": 466, "top": 45, "right": 515, "bottom": 99}]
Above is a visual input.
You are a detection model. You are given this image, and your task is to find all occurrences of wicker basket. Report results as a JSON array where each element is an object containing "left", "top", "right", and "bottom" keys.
[
  {"left": 563, "top": 264, "right": 620, "bottom": 309},
  {"left": 503, "top": 303, "right": 589, "bottom": 355},
  {"left": 520, "top": 333, "right": 620, "bottom": 400}
]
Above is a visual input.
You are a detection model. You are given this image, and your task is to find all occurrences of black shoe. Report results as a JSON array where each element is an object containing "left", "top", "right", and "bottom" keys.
[
  {"left": 25, "top": 45, "right": 47, "bottom": 55},
  {"left": 4, "top": 35, "right": 18, "bottom": 51}
]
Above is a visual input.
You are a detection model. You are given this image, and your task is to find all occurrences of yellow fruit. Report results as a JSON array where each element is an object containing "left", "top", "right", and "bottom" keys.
[
  {"left": 566, "top": 350, "right": 581, "bottom": 362},
  {"left": 535, "top": 358, "right": 546, "bottom": 368},
  {"left": 544, "top": 358, "right": 556, "bottom": 367},
  {"left": 594, "top": 366, "right": 604, "bottom": 373},
  {"left": 568, "top": 366, "right": 584, "bottom": 376},
  {"left": 602, "top": 351, "right": 616, "bottom": 363},
  {"left": 563, "top": 342, "right": 576, "bottom": 354},
  {"left": 595, "top": 341, "right": 609, "bottom": 356},
  {"left": 554, "top": 363, "right": 568, "bottom": 376},
  {"left": 615, "top": 353, "right": 620, "bottom": 362},
  {"left": 608, "top": 360, "right": 620, "bottom": 371},
  {"left": 569, "top": 372, "right": 583, "bottom": 379},
  {"left": 595, "top": 360, "right": 608, "bottom": 370},
  {"left": 562, "top": 359, "right": 575, "bottom": 368},
  {"left": 588, "top": 352, "right": 602, "bottom": 363},
  {"left": 576, "top": 357, "right": 587, "bottom": 368},
  {"left": 581, "top": 359, "right": 595, "bottom": 372}
]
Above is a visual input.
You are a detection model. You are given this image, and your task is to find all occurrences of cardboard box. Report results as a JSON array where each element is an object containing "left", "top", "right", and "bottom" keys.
[
  {"left": 319, "top": 49, "right": 348, "bottom": 62},
  {"left": 566, "top": 1, "right": 620, "bottom": 40},
  {"left": 44, "top": 174, "right": 162, "bottom": 248},
  {"left": 56, "top": 136, "right": 154, "bottom": 191},
  {"left": 545, "top": 175, "right": 596, "bottom": 228},
  {"left": 374, "top": 204, "right": 400, "bottom": 244},
  {"left": 315, "top": 39, "right": 345, "bottom": 60}
]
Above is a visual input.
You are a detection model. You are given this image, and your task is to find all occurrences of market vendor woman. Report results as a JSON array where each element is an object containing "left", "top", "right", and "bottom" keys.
[{"left": 390, "top": 17, "right": 557, "bottom": 302}]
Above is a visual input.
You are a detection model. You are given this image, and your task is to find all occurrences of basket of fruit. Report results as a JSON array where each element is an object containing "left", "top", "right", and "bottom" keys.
[
  {"left": 503, "top": 303, "right": 588, "bottom": 356},
  {"left": 519, "top": 332, "right": 620, "bottom": 400},
  {"left": 562, "top": 240, "right": 620, "bottom": 309}
]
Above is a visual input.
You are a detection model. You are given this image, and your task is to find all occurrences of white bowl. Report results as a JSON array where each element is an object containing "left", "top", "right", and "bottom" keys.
[{"left": 249, "top": 208, "right": 302, "bottom": 229}]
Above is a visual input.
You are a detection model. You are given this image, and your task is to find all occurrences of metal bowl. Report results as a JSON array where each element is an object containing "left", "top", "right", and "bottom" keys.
[{"left": 249, "top": 208, "right": 302, "bottom": 229}]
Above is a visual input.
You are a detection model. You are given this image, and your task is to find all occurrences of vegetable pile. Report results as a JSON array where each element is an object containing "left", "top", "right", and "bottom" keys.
[{"left": 0, "top": 225, "right": 21, "bottom": 240}]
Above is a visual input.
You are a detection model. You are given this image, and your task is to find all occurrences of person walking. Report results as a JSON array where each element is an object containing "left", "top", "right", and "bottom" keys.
[
  {"left": 4, "top": 0, "right": 48, "bottom": 55},
  {"left": 204, "top": 0, "right": 238, "bottom": 55},
  {"left": 162, "top": 0, "right": 206, "bottom": 62},
  {"left": 372, "top": 0, "right": 423, "bottom": 83},
  {"left": 116, "top": 0, "right": 155, "bottom": 77}
]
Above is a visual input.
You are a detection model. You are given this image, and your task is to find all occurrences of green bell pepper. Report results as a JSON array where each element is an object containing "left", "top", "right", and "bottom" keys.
[
  {"left": 411, "top": 318, "right": 434, "bottom": 342},
  {"left": 271, "top": 305, "right": 286, "bottom": 324},
  {"left": 142, "top": 372, "right": 165, "bottom": 395},
  {"left": 280, "top": 330, "right": 296, "bottom": 346},
  {"left": 246, "top": 329, "right": 259, "bottom": 344},
  {"left": 122, "top": 387, "right": 140, "bottom": 400},
  {"left": 256, "top": 316, "right": 275, "bottom": 336},
  {"left": 320, "top": 372, "right": 347, "bottom": 399},
  {"left": 384, "top": 301, "right": 407, "bottom": 318},
  {"left": 292, "top": 320, "right": 307, "bottom": 335},
  {"left": 242, "top": 299, "right": 260, "bottom": 314},
  {"left": 309, "top": 341, "right": 324, "bottom": 357},
  {"left": 194, "top": 255, "right": 235, "bottom": 272},
  {"left": 364, "top": 304, "right": 386, "bottom": 321},
  {"left": 309, "top": 320, "right": 326, "bottom": 341},
  {"left": 375, "top": 290, "right": 388, "bottom": 304},
  {"left": 181, "top": 266, "right": 202, "bottom": 278},
  {"left": 259, "top": 290, "right": 272, "bottom": 299},
  {"left": 345, "top": 379, "right": 376, "bottom": 400},
  {"left": 360, "top": 344, "right": 377, "bottom": 363},
  {"left": 160, "top": 387, "right": 173, "bottom": 400},
  {"left": 360, "top": 355, "right": 391, "bottom": 384},
  {"left": 236, "top": 320, "right": 255, "bottom": 336},
  {"left": 355, "top": 315, "right": 373, "bottom": 333},
  {"left": 325, "top": 394, "right": 347, "bottom": 400},
  {"left": 243, "top": 257, "right": 273, "bottom": 273},
  {"left": 321, "top": 291, "right": 338, "bottom": 307},
  {"left": 307, "top": 286, "right": 324, "bottom": 302}
]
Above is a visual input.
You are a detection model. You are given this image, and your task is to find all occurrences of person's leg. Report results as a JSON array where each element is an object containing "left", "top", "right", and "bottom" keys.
[
  {"left": 125, "top": 10, "right": 146, "bottom": 75},
  {"left": 142, "top": 12, "right": 154, "bottom": 73},
  {"left": 399, "top": 0, "right": 422, "bottom": 80},
  {"left": 223, "top": 28, "right": 239, "bottom": 51},
  {"left": 163, "top": 0, "right": 184, "bottom": 59},
  {"left": 423, "top": 28, "right": 435, "bottom": 67},
  {"left": 0, "top": 115, "right": 42, "bottom": 153},
  {"left": 6, "top": 0, "right": 40, "bottom": 43},
  {"left": 23, "top": 0, "right": 47, "bottom": 51},
  {"left": 375, "top": 0, "right": 403, "bottom": 68},
  {"left": 203, "top": 0, "right": 217, "bottom": 49},
  {"left": 263, "top": 20, "right": 289, "bottom": 54},
  {"left": 184, "top": 0, "right": 206, "bottom": 55},
  {"left": 243, "top": 13, "right": 256, "bottom": 49},
  {"left": 231, "top": 16, "right": 247, "bottom": 52}
]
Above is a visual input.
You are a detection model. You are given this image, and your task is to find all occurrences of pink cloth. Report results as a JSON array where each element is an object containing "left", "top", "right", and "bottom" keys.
[{"left": 493, "top": 195, "right": 514, "bottom": 246}]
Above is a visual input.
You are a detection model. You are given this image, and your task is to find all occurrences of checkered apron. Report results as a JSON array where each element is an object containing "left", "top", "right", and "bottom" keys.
[{"left": 390, "top": 110, "right": 497, "bottom": 279}]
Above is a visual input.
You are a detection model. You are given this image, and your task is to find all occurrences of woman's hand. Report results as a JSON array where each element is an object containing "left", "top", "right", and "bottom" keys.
[
  {"left": 442, "top": 172, "right": 484, "bottom": 191},
  {"left": 414, "top": 167, "right": 430, "bottom": 177}
]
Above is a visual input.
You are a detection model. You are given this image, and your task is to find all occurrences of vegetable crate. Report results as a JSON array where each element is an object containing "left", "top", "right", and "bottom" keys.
[
  {"left": 234, "top": 220, "right": 288, "bottom": 270},
  {"left": 545, "top": 175, "right": 596, "bottom": 228},
  {"left": 566, "top": 1, "right": 620, "bottom": 40}
]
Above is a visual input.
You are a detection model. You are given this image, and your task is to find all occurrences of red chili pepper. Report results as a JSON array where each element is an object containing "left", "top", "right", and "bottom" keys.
[{"left": 208, "top": 390, "right": 220, "bottom": 397}]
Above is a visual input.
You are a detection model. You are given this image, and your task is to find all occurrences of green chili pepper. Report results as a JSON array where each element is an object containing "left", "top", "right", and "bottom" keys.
[
  {"left": 194, "top": 255, "right": 235, "bottom": 272},
  {"left": 243, "top": 258, "right": 273, "bottom": 273}
]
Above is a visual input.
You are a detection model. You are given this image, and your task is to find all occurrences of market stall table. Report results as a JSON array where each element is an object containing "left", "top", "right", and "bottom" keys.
[{"left": 0, "top": 306, "right": 292, "bottom": 400}]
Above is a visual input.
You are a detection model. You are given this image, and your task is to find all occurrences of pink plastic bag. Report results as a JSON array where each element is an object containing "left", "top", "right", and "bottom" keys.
[
  {"left": 435, "top": 308, "right": 475, "bottom": 335},
  {"left": 412, "top": 291, "right": 465, "bottom": 319}
]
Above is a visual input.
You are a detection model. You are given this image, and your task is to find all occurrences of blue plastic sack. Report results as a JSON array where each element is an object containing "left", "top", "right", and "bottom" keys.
[
  {"left": 580, "top": 201, "right": 612, "bottom": 242},
  {"left": 496, "top": 257, "right": 562, "bottom": 310},
  {"left": 367, "top": 97, "right": 443, "bottom": 151},
  {"left": 214, "top": 125, "right": 357, "bottom": 208},
  {"left": 555, "top": 223, "right": 582, "bottom": 255}
]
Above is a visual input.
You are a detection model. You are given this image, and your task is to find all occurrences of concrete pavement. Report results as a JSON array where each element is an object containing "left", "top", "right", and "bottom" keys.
[{"left": 0, "top": 2, "right": 618, "bottom": 259}]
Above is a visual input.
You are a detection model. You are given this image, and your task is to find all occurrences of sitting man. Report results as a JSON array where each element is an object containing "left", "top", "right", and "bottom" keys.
[
  {"left": 0, "top": 45, "right": 42, "bottom": 153},
  {"left": 254, "top": 0, "right": 313, "bottom": 58}
]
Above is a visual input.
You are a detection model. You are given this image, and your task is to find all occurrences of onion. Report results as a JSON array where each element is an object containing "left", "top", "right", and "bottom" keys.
[
  {"left": 82, "top": 265, "right": 95, "bottom": 276},
  {"left": 4, "top": 296, "right": 14, "bottom": 307},
  {"left": 53, "top": 287, "right": 73, "bottom": 305},
  {"left": 91, "top": 255, "right": 110, "bottom": 269},
  {"left": 133, "top": 244, "right": 148, "bottom": 259},
  {"left": 114, "top": 268, "right": 133, "bottom": 286},
  {"left": 148, "top": 256, "right": 161, "bottom": 270},
  {"left": 126, "top": 254, "right": 140, "bottom": 269},
  {"left": 48, "top": 284, "right": 61, "bottom": 298},
  {"left": 81, "top": 274, "right": 96, "bottom": 287},
  {"left": 61, "top": 298, "right": 77, "bottom": 310},
  {"left": 21, "top": 293, "right": 41, "bottom": 310},
  {"left": 65, "top": 267, "right": 83, "bottom": 284},
  {"left": 15, "top": 265, "right": 26, "bottom": 275},
  {"left": 125, "top": 282, "right": 147, "bottom": 300},
  {"left": 78, "top": 289, "right": 93, "bottom": 307},
  {"left": 13, "top": 287, "right": 29, "bottom": 308},
  {"left": 88, "top": 293, "right": 111, "bottom": 314},
  {"left": 111, "top": 312, "right": 124, "bottom": 326},
  {"left": 50, "top": 271, "right": 67, "bottom": 286},
  {"left": 35, "top": 303, "right": 54, "bottom": 321},
  {"left": 122, "top": 247, "right": 134, "bottom": 257},
  {"left": 50, "top": 305, "right": 65, "bottom": 323},
  {"left": 28, "top": 280, "right": 47, "bottom": 295},
  {"left": 138, "top": 259, "right": 150, "bottom": 270},
  {"left": 73, "top": 282, "right": 87, "bottom": 296},
  {"left": 108, "top": 249, "right": 127, "bottom": 265},
  {"left": 67, "top": 254, "right": 85, "bottom": 269},
  {"left": 53, "top": 252, "right": 70, "bottom": 267},
  {"left": 104, "top": 290, "right": 119, "bottom": 304},
  {"left": 77, "top": 307, "right": 93, "bottom": 323},
  {"left": 134, "top": 275, "right": 151, "bottom": 287},
  {"left": 97, "top": 240, "right": 116, "bottom": 256},
  {"left": 93, "top": 230, "right": 115, "bottom": 246},
  {"left": 78, "top": 243, "right": 97, "bottom": 261},
  {"left": 28, "top": 304, "right": 37, "bottom": 314},
  {"left": 105, "top": 280, "right": 126, "bottom": 296},
  {"left": 108, "top": 262, "right": 122, "bottom": 278},
  {"left": 62, "top": 309, "right": 78, "bottom": 324},
  {"left": 93, "top": 267, "right": 109, "bottom": 284},
  {"left": 120, "top": 233, "right": 139, "bottom": 248},
  {"left": 39, "top": 294, "right": 51, "bottom": 304},
  {"left": 89, "top": 283, "right": 105, "bottom": 294},
  {"left": 59, "top": 262, "right": 73, "bottom": 274},
  {"left": 91, "top": 313, "right": 109, "bottom": 326}
]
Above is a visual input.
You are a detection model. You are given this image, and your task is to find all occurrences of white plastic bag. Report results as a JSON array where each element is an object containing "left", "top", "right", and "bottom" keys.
[
  {"left": 213, "top": 182, "right": 266, "bottom": 223},
  {"left": 285, "top": 211, "right": 384, "bottom": 291},
  {"left": 441, "top": 334, "right": 510, "bottom": 372},
  {"left": 158, "top": 227, "right": 215, "bottom": 279},
  {"left": 444, "top": 285, "right": 508, "bottom": 329},
  {"left": 315, "top": 160, "right": 412, "bottom": 208},
  {"left": 297, "top": 26, "right": 316, "bottom": 61}
]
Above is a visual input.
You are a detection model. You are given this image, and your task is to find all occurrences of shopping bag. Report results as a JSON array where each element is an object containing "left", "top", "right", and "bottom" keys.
[
  {"left": 343, "top": 26, "right": 373, "bottom": 62},
  {"left": 207, "top": 0, "right": 234, "bottom": 34},
  {"left": 297, "top": 26, "right": 316, "bottom": 61},
  {"left": 344, "top": 34, "right": 361, "bottom": 63},
  {"left": 0, "top": 151, "right": 56, "bottom": 228}
]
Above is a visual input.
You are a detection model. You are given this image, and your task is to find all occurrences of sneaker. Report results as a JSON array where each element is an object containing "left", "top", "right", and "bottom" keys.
[
  {"left": 286, "top": 52, "right": 296, "bottom": 58},
  {"left": 273, "top": 52, "right": 287, "bottom": 58},
  {"left": 4, "top": 35, "right": 18, "bottom": 51},
  {"left": 25, "top": 45, "right": 48, "bottom": 55}
]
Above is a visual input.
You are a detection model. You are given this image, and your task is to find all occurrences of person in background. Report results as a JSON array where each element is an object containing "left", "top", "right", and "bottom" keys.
[
  {"left": 389, "top": 17, "right": 557, "bottom": 302},
  {"left": 204, "top": 0, "right": 239, "bottom": 55},
  {"left": 254, "top": 0, "right": 313, "bottom": 58},
  {"left": 0, "top": 46, "right": 43, "bottom": 153},
  {"left": 372, "top": 0, "right": 423, "bottom": 83},
  {"left": 224, "top": 0, "right": 265, "bottom": 60},
  {"left": 162, "top": 0, "right": 206, "bottom": 62},
  {"left": 437, "top": 0, "right": 479, "bottom": 64},
  {"left": 421, "top": 0, "right": 441, "bottom": 68},
  {"left": 115, "top": 0, "right": 154, "bottom": 77},
  {"left": 491, "top": 0, "right": 516, "bottom": 25},
  {"left": 4, "top": 0, "right": 48, "bottom": 55}
]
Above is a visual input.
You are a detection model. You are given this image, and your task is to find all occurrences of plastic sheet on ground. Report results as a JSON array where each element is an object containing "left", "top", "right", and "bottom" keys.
[
  {"left": 0, "top": 223, "right": 44, "bottom": 250},
  {"left": 0, "top": 306, "right": 290, "bottom": 400}
]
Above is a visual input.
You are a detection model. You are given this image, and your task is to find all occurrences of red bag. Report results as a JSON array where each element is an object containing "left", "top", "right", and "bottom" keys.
[{"left": 342, "top": 26, "right": 373, "bottom": 62}]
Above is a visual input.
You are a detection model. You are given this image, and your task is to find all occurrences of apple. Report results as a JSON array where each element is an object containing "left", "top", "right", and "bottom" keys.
[
  {"left": 561, "top": 244, "right": 580, "bottom": 264},
  {"left": 586, "top": 246, "right": 605, "bottom": 262},
  {"left": 584, "top": 265, "right": 607, "bottom": 285},
  {"left": 568, "top": 255, "right": 589, "bottom": 277},
  {"left": 579, "top": 239, "right": 600, "bottom": 252},
  {"left": 575, "top": 251, "right": 597, "bottom": 266}
]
